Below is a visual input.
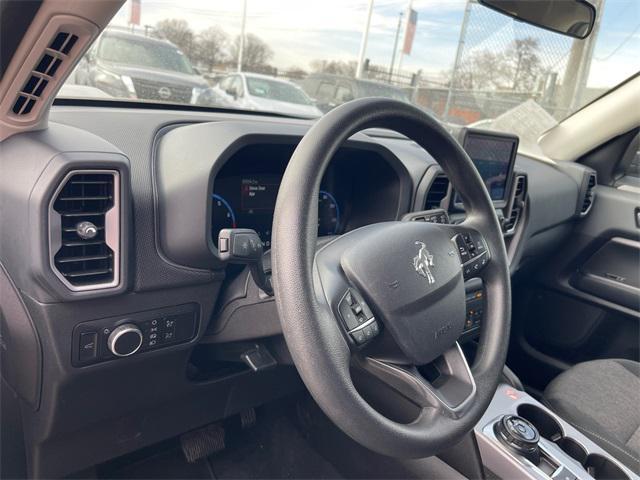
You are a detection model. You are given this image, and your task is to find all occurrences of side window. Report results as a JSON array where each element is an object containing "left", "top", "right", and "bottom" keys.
[
  {"left": 335, "top": 83, "right": 354, "bottom": 103},
  {"left": 316, "top": 82, "right": 336, "bottom": 103}
]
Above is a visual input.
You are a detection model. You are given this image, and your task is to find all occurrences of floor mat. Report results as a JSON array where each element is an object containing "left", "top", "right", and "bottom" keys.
[
  {"left": 208, "top": 404, "right": 342, "bottom": 479},
  {"left": 97, "top": 440, "right": 213, "bottom": 479}
]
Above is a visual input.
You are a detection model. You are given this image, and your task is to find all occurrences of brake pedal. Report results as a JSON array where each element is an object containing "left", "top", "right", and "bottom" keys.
[
  {"left": 180, "top": 423, "right": 225, "bottom": 463},
  {"left": 240, "top": 407, "right": 256, "bottom": 429}
]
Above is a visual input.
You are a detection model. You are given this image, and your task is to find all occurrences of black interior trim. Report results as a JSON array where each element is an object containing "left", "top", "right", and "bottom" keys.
[{"left": 0, "top": 0, "right": 42, "bottom": 76}]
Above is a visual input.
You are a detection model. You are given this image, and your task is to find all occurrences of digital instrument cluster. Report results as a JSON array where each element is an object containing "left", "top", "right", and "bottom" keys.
[{"left": 211, "top": 174, "right": 340, "bottom": 247}]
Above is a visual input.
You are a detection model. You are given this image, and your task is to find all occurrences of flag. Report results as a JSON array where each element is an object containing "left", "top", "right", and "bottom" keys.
[
  {"left": 402, "top": 9, "right": 418, "bottom": 55},
  {"left": 130, "top": 0, "right": 141, "bottom": 25}
]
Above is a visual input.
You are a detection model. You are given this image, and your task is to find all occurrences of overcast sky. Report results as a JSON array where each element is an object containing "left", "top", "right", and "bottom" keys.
[{"left": 111, "top": 0, "right": 639, "bottom": 89}]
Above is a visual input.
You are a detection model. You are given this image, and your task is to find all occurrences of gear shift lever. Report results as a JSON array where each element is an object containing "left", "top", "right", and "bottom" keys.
[
  {"left": 218, "top": 228, "right": 273, "bottom": 295},
  {"left": 494, "top": 415, "right": 541, "bottom": 465}
]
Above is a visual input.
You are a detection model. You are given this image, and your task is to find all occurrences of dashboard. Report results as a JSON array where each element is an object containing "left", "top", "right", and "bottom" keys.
[{"left": 1, "top": 105, "right": 592, "bottom": 478}]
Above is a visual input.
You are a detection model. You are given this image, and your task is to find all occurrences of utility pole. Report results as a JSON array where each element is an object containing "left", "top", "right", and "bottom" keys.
[
  {"left": 570, "top": 0, "right": 603, "bottom": 111},
  {"left": 443, "top": 0, "right": 472, "bottom": 121},
  {"left": 237, "top": 0, "right": 247, "bottom": 72},
  {"left": 389, "top": 11, "right": 403, "bottom": 83},
  {"left": 356, "top": 0, "right": 375, "bottom": 79}
]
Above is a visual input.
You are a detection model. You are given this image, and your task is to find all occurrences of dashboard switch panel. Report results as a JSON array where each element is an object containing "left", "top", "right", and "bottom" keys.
[{"left": 72, "top": 304, "right": 198, "bottom": 366}]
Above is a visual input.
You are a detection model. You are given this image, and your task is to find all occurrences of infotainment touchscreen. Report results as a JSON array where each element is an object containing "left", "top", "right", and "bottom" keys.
[{"left": 460, "top": 129, "right": 518, "bottom": 207}]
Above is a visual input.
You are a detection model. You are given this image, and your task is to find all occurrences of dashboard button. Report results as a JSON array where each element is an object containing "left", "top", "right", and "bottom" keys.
[{"left": 79, "top": 332, "right": 98, "bottom": 361}]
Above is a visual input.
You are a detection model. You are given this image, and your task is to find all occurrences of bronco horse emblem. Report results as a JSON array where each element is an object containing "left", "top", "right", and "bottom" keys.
[{"left": 413, "top": 241, "right": 435, "bottom": 285}]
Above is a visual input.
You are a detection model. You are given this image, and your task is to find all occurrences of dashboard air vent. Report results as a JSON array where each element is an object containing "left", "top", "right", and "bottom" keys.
[
  {"left": 11, "top": 31, "right": 78, "bottom": 116},
  {"left": 514, "top": 175, "right": 526, "bottom": 198},
  {"left": 580, "top": 173, "right": 597, "bottom": 215},
  {"left": 424, "top": 175, "right": 449, "bottom": 210},
  {"left": 51, "top": 171, "right": 119, "bottom": 290},
  {"left": 504, "top": 207, "right": 520, "bottom": 233}
]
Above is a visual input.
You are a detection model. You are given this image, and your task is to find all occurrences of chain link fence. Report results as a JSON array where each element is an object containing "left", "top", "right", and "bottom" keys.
[{"left": 418, "top": 0, "right": 602, "bottom": 131}]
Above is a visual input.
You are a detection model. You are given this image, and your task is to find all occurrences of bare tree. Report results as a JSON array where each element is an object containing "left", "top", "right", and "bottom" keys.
[
  {"left": 468, "top": 50, "right": 511, "bottom": 90},
  {"left": 455, "top": 36, "right": 541, "bottom": 92},
  {"left": 230, "top": 33, "right": 273, "bottom": 71},
  {"left": 153, "top": 19, "right": 195, "bottom": 58},
  {"left": 194, "top": 26, "right": 229, "bottom": 72},
  {"left": 310, "top": 59, "right": 357, "bottom": 77},
  {"left": 508, "top": 38, "right": 542, "bottom": 91}
]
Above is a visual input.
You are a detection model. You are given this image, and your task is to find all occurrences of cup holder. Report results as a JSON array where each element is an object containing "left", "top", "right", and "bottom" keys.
[
  {"left": 583, "top": 454, "right": 630, "bottom": 480},
  {"left": 515, "top": 404, "right": 630, "bottom": 479},
  {"left": 517, "top": 404, "right": 563, "bottom": 442},
  {"left": 556, "top": 436, "right": 588, "bottom": 465}
]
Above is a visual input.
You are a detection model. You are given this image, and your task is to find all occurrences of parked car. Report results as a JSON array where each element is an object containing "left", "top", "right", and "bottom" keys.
[
  {"left": 214, "top": 73, "right": 323, "bottom": 117},
  {"left": 300, "top": 73, "right": 412, "bottom": 112},
  {"left": 75, "top": 28, "right": 209, "bottom": 105}
]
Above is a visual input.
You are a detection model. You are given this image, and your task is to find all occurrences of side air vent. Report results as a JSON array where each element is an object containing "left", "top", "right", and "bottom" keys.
[
  {"left": 50, "top": 171, "right": 120, "bottom": 290},
  {"left": 503, "top": 208, "right": 520, "bottom": 233},
  {"left": 580, "top": 172, "right": 597, "bottom": 215},
  {"left": 424, "top": 175, "right": 450, "bottom": 210},
  {"left": 11, "top": 31, "right": 78, "bottom": 116},
  {"left": 504, "top": 174, "right": 527, "bottom": 235}
]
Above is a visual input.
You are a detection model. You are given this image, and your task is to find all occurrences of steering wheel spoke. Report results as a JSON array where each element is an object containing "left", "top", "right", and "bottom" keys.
[{"left": 359, "top": 343, "right": 476, "bottom": 419}]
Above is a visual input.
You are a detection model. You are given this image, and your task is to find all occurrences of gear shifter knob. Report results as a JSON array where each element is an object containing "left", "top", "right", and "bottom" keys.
[{"left": 494, "top": 415, "right": 541, "bottom": 465}]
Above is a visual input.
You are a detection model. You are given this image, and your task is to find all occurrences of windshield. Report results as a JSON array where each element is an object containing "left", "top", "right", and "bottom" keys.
[
  {"left": 246, "top": 77, "right": 312, "bottom": 105},
  {"left": 62, "top": 0, "right": 639, "bottom": 147}
]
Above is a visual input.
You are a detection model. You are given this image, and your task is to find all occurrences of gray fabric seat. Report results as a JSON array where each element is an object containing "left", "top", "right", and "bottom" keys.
[{"left": 544, "top": 358, "right": 640, "bottom": 472}]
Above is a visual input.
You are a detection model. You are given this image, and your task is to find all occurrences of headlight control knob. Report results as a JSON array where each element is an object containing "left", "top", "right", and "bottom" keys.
[{"left": 108, "top": 324, "right": 143, "bottom": 357}]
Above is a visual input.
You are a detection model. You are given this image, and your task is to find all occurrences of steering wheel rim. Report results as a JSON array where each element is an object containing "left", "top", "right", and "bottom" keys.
[{"left": 272, "top": 98, "right": 511, "bottom": 458}]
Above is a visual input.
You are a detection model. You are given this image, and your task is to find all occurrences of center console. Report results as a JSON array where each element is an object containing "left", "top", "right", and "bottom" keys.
[{"left": 476, "top": 384, "right": 638, "bottom": 480}]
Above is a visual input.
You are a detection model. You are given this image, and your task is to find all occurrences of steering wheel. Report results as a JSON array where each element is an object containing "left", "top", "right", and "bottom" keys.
[{"left": 272, "top": 98, "right": 511, "bottom": 458}]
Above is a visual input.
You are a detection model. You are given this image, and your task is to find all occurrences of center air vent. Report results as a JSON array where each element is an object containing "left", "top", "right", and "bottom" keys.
[
  {"left": 51, "top": 171, "right": 120, "bottom": 290},
  {"left": 580, "top": 172, "right": 597, "bottom": 215},
  {"left": 12, "top": 31, "right": 78, "bottom": 116},
  {"left": 424, "top": 175, "right": 449, "bottom": 210}
]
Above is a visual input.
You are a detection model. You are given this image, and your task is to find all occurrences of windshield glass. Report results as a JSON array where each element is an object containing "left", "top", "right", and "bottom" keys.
[
  {"left": 62, "top": 0, "right": 639, "bottom": 147},
  {"left": 99, "top": 34, "right": 194, "bottom": 74},
  {"left": 246, "top": 77, "right": 312, "bottom": 105}
]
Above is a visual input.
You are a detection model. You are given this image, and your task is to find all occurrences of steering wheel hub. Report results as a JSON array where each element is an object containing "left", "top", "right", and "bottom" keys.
[{"left": 340, "top": 221, "right": 466, "bottom": 365}]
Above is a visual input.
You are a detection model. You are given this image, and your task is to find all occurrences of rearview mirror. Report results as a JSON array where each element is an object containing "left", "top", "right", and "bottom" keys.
[{"left": 479, "top": 0, "right": 596, "bottom": 39}]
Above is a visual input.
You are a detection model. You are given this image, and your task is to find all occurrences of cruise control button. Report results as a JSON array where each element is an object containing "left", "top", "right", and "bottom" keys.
[
  {"left": 369, "top": 321, "right": 380, "bottom": 336},
  {"left": 339, "top": 297, "right": 360, "bottom": 330},
  {"left": 350, "top": 329, "right": 366, "bottom": 345},
  {"left": 455, "top": 236, "right": 470, "bottom": 263}
]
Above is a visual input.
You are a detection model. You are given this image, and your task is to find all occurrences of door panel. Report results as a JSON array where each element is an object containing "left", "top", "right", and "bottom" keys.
[{"left": 509, "top": 184, "right": 640, "bottom": 393}]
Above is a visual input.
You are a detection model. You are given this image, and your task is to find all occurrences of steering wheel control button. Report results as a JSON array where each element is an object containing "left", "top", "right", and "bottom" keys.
[
  {"left": 494, "top": 415, "right": 541, "bottom": 464},
  {"left": 454, "top": 230, "right": 490, "bottom": 280},
  {"left": 339, "top": 289, "right": 376, "bottom": 337},
  {"left": 348, "top": 318, "right": 380, "bottom": 345},
  {"left": 107, "top": 324, "right": 143, "bottom": 357},
  {"left": 351, "top": 329, "right": 366, "bottom": 344}
]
